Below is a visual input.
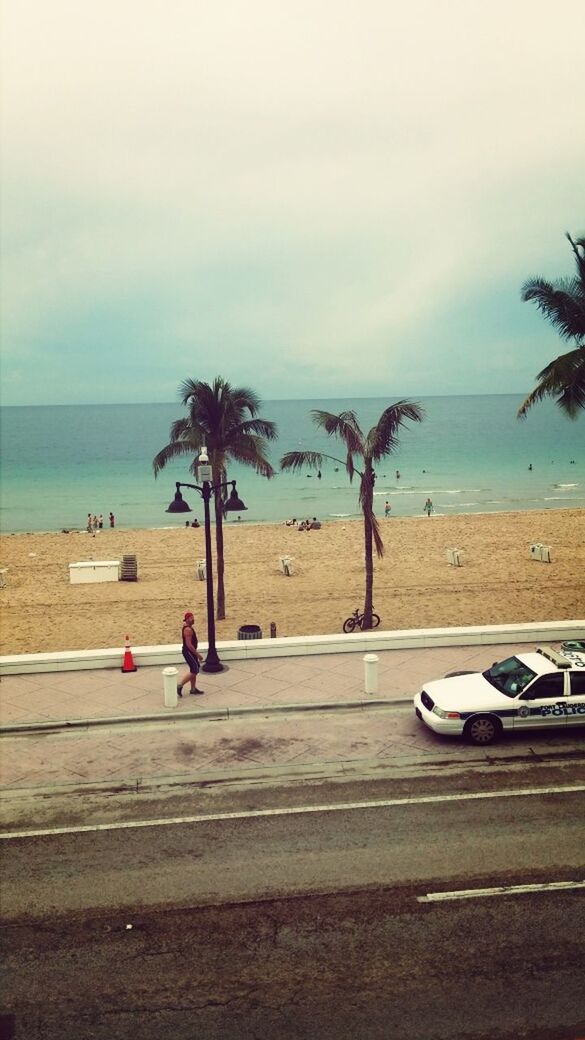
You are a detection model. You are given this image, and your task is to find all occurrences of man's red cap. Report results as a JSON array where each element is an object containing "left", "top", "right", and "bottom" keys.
[{"left": 183, "top": 611, "right": 194, "bottom": 621}]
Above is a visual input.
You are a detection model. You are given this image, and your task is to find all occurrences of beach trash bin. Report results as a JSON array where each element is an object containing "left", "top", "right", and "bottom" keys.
[{"left": 238, "top": 624, "right": 262, "bottom": 640}]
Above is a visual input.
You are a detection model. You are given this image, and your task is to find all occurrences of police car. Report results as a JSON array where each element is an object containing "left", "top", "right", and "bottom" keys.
[{"left": 414, "top": 645, "right": 585, "bottom": 746}]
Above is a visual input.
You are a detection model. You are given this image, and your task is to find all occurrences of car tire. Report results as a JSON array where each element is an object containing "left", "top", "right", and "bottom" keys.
[{"left": 464, "top": 714, "right": 502, "bottom": 746}]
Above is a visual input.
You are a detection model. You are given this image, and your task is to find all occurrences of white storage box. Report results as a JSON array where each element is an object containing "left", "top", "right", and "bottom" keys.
[{"left": 69, "top": 561, "right": 120, "bottom": 584}]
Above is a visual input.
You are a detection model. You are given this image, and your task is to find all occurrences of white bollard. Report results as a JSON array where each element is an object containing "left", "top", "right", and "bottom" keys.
[
  {"left": 163, "top": 666, "right": 179, "bottom": 708},
  {"left": 364, "top": 653, "right": 379, "bottom": 695}
]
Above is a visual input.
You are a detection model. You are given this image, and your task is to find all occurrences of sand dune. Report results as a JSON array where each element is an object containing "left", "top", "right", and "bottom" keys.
[{"left": 0, "top": 509, "right": 583, "bottom": 655}]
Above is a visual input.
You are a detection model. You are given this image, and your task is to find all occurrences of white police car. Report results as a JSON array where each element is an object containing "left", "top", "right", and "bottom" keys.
[{"left": 414, "top": 645, "right": 585, "bottom": 746}]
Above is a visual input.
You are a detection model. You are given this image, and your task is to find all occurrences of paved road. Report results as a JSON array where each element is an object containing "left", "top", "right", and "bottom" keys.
[
  {"left": 2, "top": 873, "right": 584, "bottom": 1039},
  {"left": 2, "top": 771, "right": 584, "bottom": 918}
]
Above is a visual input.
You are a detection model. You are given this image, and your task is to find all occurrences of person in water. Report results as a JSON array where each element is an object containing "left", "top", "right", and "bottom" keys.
[{"left": 424, "top": 497, "right": 433, "bottom": 517}]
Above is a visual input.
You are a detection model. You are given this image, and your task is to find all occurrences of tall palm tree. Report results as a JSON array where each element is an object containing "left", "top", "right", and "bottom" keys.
[
  {"left": 154, "top": 377, "right": 277, "bottom": 619},
  {"left": 518, "top": 233, "right": 585, "bottom": 419},
  {"left": 280, "top": 402, "right": 424, "bottom": 629}
]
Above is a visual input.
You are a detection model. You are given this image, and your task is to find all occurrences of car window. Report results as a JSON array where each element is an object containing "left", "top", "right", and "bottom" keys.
[
  {"left": 569, "top": 672, "right": 585, "bottom": 696},
  {"left": 523, "top": 673, "right": 565, "bottom": 699},
  {"left": 483, "top": 656, "right": 537, "bottom": 697}
]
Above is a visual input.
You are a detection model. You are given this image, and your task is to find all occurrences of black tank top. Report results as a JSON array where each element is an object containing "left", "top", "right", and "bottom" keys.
[{"left": 182, "top": 623, "right": 197, "bottom": 652}]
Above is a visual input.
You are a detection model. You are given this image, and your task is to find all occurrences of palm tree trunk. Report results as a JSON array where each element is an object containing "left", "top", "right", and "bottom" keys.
[
  {"left": 213, "top": 487, "right": 226, "bottom": 621},
  {"left": 362, "top": 468, "right": 374, "bottom": 629}
]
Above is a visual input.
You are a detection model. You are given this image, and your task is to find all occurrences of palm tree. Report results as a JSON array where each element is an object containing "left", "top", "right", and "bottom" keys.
[
  {"left": 280, "top": 403, "right": 424, "bottom": 629},
  {"left": 518, "top": 233, "right": 585, "bottom": 419},
  {"left": 154, "top": 377, "right": 277, "bottom": 619}
]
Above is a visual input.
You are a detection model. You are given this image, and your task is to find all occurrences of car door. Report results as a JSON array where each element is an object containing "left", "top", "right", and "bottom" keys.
[
  {"left": 514, "top": 672, "right": 567, "bottom": 730},
  {"left": 566, "top": 671, "right": 585, "bottom": 727}
]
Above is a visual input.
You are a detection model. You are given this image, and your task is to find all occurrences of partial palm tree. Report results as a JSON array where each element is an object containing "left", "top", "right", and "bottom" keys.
[
  {"left": 280, "top": 403, "right": 424, "bottom": 629},
  {"left": 154, "top": 377, "right": 277, "bottom": 619},
  {"left": 518, "top": 232, "right": 585, "bottom": 419}
]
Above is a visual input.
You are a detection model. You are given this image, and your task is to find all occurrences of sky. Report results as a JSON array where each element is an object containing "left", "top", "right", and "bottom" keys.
[{"left": 1, "top": 0, "right": 584, "bottom": 407}]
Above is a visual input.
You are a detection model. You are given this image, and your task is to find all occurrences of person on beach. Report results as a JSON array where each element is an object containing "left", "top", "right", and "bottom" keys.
[
  {"left": 384, "top": 500, "right": 391, "bottom": 517},
  {"left": 98, "top": 514, "right": 103, "bottom": 529},
  {"left": 109, "top": 512, "right": 115, "bottom": 528},
  {"left": 191, "top": 519, "right": 200, "bottom": 528},
  {"left": 424, "top": 497, "right": 433, "bottom": 517},
  {"left": 177, "top": 611, "right": 204, "bottom": 697},
  {"left": 87, "top": 513, "right": 92, "bottom": 533}
]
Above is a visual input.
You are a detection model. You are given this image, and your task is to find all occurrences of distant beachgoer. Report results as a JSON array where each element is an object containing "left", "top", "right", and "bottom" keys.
[
  {"left": 285, "top": 518, "right": 297, "bottom": 526},
  {"left": 310, "top": 517, "right": 321, "bottom": 529},
  {"left": 528, "top": 463, "right": 532, "bottom": 471},
  {"left": 98, "top": 514, "right": 103, "bottom": 529},
  {"left": 424, "top": 497, "right": 433, "bottom": 517},
  {"left": 317, "top": 470, "right": 322, "bottom": 479},
  {"left": 109, "top": 512, "right": 115, "bottom": 528},
  {"left": 177, "top": 611, "right": 204, "bottom": 697},
  {"left": 87, "top": 513, "right": 92, "bottom": 533},
  {"left": 191, "top": 519, "right": 200, "bottom": 528},
  {"left": 384, "top": 501, "right": 391, "bottom": 517},
  {"left": 396, "top": 470, "right": 401, "bottom": 480}
]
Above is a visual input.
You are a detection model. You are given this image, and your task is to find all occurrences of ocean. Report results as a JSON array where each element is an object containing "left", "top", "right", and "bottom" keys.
[{"left": 0, "top": 395, "right": 583, "bottom": 534}]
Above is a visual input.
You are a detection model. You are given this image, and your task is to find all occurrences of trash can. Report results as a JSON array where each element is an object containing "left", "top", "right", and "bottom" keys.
[{"left": 238, "top": 624, "right": 262, "bottom": 640}]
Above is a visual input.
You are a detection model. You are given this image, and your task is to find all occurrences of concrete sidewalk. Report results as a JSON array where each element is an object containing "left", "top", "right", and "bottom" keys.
[
  {"left": 1, "top": 642, "right": 556, "bottom": 794},
  {"left": 0, "top": 642, "right": 524, "bottom": 731}
]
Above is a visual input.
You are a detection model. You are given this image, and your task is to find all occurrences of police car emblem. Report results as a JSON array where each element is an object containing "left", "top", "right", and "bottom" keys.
[{"left": 518, "top": 705, "right": 530, "bottom": 718}]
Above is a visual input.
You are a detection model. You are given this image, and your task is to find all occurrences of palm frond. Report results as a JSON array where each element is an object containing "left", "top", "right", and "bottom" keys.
[
  {"left": 229, "top": 435, "right": 276, "bottom": 478},
  {"left": 153, "top": 439, "right": 199, "bottom": 477},
  {"left": 522, "top": 277, "right": 585, "bottom": 342},
  {"left": 368, "top": 400, "right": 425, "bottom": 461},
  {"left": 311, "top": 409, "right": 363, "bottom": 450},
  {"left": 518, "top": 346, "right": 585, "bottom": 420},
  {"left": 280, "top": 450, "right": 324, "bottom": 473}
]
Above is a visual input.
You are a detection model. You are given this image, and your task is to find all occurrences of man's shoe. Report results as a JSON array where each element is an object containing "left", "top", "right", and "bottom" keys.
[
  {"left": 176, "top": 685, "right": 183, "bottom": 698},
  {"left": 189, "top": 688, "right": 205, "bottom": 696}
]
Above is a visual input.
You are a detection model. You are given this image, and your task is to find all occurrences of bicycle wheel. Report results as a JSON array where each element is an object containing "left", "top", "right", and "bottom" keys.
[
  {"left": 371, "top": 613, "right": 381, "bottom": 628},
  {"left": 343, "top": 617, "right": 357, "bottom": 634}
]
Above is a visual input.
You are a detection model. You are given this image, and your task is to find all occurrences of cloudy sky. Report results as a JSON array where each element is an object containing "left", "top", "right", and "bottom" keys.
[{"left": 1, "top": 0, "right": 583, "bottom": 406}]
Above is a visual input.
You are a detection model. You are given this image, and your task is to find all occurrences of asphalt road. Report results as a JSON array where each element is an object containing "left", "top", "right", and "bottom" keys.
[
  {"left": 2, "top": 880, "right": 584, "bottom": 1039},
  {"left": 1, "top": 752, "right": 584, "bottom": 1039}
]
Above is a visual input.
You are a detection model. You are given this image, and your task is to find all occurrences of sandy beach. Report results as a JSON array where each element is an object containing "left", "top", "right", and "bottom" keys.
[{"left": 0, "top": 509, "right": 583, "bottom": 655}]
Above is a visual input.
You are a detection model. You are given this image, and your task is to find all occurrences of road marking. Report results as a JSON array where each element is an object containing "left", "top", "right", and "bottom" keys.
[
  {"left": 1, "top": 783, "right": 584, "bottom": 840},
  {"left": 418, "top": 880, "right": 585, "bottom": 902}
]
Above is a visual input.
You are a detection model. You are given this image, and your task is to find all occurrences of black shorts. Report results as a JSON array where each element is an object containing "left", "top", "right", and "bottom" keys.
[{"left": 182, "top": 647, "right": 200, "bottom": 674}]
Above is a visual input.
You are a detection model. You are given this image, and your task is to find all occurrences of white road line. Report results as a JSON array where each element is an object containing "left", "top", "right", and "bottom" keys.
[
  {"left": 1, "top": 783, "right": 584, "bottom": 840},
  {"left": 418, "top": 880, "right": 585, "bottom": 902}
]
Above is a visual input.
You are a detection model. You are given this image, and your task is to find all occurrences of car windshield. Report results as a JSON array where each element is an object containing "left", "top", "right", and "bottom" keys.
[{"left": 482, "top": 656, "right": 537, "bottom": 698}]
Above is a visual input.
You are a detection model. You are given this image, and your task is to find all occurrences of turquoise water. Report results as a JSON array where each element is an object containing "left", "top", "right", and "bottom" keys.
[{"left": 0, "top": 396, "right": 583, "bottom": 533}]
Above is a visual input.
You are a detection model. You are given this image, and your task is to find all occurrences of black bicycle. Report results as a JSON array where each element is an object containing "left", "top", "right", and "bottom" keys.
[{"left": 343, "top": 608, "right": 381, "bottom": 633}]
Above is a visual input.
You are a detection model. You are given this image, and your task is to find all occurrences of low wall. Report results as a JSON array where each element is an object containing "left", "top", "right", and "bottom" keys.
[{"left": 0, "top": 620, "right": 583, "bottom": 675}]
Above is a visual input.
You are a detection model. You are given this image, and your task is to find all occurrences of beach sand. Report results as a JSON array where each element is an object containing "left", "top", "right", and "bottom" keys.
[{"left": 0, "top": 510, "right": 583, "bottom": 655}]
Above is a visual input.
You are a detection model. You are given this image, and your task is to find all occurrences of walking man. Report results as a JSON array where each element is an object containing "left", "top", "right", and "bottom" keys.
[{"left": 177, "top": 611, "right": 204, "bottom": 697}]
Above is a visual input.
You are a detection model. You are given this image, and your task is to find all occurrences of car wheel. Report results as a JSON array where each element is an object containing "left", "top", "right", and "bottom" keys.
[{"left": 464, "top": 714, "right": 502, "bottom": 746}]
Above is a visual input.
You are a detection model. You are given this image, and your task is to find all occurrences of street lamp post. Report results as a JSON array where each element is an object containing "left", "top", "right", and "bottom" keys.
[{"left": 166, "top": 448, "right": 246, "bottom": 673}]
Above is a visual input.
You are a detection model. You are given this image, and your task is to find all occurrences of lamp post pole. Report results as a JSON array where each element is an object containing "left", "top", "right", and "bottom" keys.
[
  {"left": 166, "top": 454, "right": 246, "bottom": 674},
  {"left": 200, "top": 480, "right": 221, "bottom": 672}
]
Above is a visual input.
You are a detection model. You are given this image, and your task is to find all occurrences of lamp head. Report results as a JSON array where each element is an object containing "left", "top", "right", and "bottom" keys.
[
  {"left": 224, "top": 483, "right": 247, "bottom": 512},
  {"left": 166, "top": 485, "right": 192, "bottom": 514}
]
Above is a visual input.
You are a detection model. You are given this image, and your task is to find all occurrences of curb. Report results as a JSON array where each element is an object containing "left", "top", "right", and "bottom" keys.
[{"left": 0, "top": 697, "right": 413, "bottom": 735}]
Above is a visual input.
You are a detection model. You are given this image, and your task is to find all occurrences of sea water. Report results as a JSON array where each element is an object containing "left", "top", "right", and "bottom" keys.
[{"left": 0, "top": 395, "right": 583, "bottom": 533}]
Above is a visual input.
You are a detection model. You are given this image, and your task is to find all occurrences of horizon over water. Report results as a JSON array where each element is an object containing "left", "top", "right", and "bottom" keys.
[{"left": 0, "top": 394, "right": 583, "bottom": 534}]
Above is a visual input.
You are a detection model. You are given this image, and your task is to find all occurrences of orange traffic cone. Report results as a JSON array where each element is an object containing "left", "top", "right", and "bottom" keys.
[{"left": 121, "top": 634, "right": 137, "bottom": 673}]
